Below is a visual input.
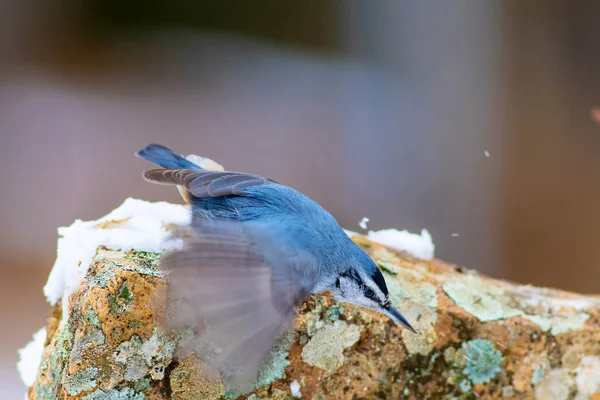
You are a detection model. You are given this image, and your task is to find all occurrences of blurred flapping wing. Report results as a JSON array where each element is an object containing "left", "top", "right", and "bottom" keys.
[{"left": 160, "top": 220, "right": 317, "bottom": 392}]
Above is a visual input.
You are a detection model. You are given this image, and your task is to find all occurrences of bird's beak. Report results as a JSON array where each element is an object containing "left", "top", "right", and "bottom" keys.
[{"left": 381, "top": 303, "right": 416, "bottom": 333}]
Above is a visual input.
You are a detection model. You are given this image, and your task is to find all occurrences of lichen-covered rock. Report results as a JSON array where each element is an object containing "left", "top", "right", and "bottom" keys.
[
  {"left": 27, "top": 237, "right": 600, "bottom": 399},
  {"left": 170, "top": 357, "right": 224, "bottom": 400}
]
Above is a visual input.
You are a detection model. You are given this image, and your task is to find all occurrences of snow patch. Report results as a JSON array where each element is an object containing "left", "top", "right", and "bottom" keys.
[
  {"left": 43, "top": 198, "right": 189, "bottom": 327},
  {"left": 344, "top": 229, "right": 360, "bottom": 237},
  {"left": 290, "top": 380, "right": 302, "bottom": 398},
  {"left": 358, "top": 217, "right": 370, "bottom": 230},
  {"left": 367, "top": 228, "right": 434, "bottom": 260},
  {"left": 17, "top": 327, "right": 47, "bottom": 387},
  {"left": 20, "top": 198, "right": 189, "bottom": 391}
]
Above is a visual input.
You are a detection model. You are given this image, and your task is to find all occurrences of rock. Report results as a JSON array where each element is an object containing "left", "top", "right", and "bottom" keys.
[{"left": 26, "top": 234, "right": 600, "bottom": 399}]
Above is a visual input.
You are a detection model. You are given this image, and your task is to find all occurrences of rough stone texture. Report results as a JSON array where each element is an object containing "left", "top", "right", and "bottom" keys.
[{"left": 27, "top": 237, "right": 600, "bottom": 399}]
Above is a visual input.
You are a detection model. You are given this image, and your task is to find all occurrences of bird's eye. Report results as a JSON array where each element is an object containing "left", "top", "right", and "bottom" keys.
[
  {"left": 364, "top": 288, "right": 375, "bottom": 299},
  {"left": 336, "top": 278, "right": 341, "bottom": 288}
]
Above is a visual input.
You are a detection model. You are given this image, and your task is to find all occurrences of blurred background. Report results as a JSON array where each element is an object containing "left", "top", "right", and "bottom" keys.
[{"left": 2, "top": 0, "right": 600, "bottom": 396}]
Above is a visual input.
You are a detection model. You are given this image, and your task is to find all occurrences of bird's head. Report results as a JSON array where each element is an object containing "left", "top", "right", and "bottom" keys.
[{"left": 328, "top": 255, "right": 416, "bottom": 333}]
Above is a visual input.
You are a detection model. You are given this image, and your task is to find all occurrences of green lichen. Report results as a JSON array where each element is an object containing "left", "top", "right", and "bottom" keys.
[
  {"left": 310, "top": 295, "right": 327, "bottom": 312},
  {"left": 305, "top": 301, "right": 329, "bottom": 337},
  {"left": 134, "top": 377, "right": 151, "bottom": 392},
  {"left": 112, "top": 327, "right": 124, "bottom": 340},
  {"left": 86, "top": 306, "right": 100, "bottom": 327},
  {"left": 82, "top": 387, "right": 145, "bottom": 400},
  {"left": 88, "top": 327, "right": 106, "bottom": 345},
  {"left": 374, "top": 248, "right": 400, "bottom": 263},
  {"left": 256, "top": 332, "right": 295, "bottom": 388},
  {"left": 502, "top": 386, "right": 515, "bottom": 397},
  {"left": 299, "top": 334, "right": 309, "bottom": 344},
  {"left": 534, "top": 369, "right": 573, "bottom": 400},
  {"left": 141, "top": 328, "right": 176, "bottom": 367},
  {"left": 375, "top": 249, "right": 402, "bottom": 274},
  {"left": 113, "top": 328, "right": 176, "bottom": 381},
  {"left": 532, "top": 364, "right": 548, "bottom": 385},
  {"left": 461, "top": 339, "right": 503, "bottom": 384},
  {"left": 50, "top": 324, "right": 74, "bottom": 383},
  {"left": 307, "top": 317, "right": 326, "bottom": 337},
  {"left": 224, "top": 332, "right": 296, "bottom": 398},
  {"left": 458, "top": 379, "right": 472, "bottom": 393},
  {"left": 420, "top": 352, "right": 440, "bottom": 377},
  {"left": 443, "top": 275, "right": 523, "bottom": 321},
  {"left": 109, "top": 281, "right": 134, "bottom": 315},
  {"left": 301, "top": 320, "right": 362, "bottom": 372},
  {"left": 378, "top": 261, "right": 401, "bottom": 274},
  {"left": 324, "top": 304, "right": 345, "bottom": 322},
  {"left": 444, "top": 347, "right": 467, "bottom": 368},
  {"left": 87, "top": 263, "right": 117, "bottom": 288},
  {"left": 124, "top": 250, "right": 164, "bottom": 276},
  {"left": 36, "top": 383, "right": 58, "bottom": 400},
  {"left": 54, "top": 324, "right": 74, "bottom": 359},
  {"left": 118, "top": 281, "right": 133, "bottom": 301},
  {"left": 129, "top": 320, "right": 145, "bottom": 330},
  {"left": 384, "top": 271, "right": 438, "bottom": 309},
  {"left": 444, "top": 340, "right": 503, "bottom": 392},
  {"left": 128, "top": 357, "right": 148, "bottom": 381},
  {"left": 65, "top": 367, "right": 99, "bottom": 396},
  {"left": 524, "top": 313, "right": 589, "bottom": 335},
  {"left": 399, "top": 301, "right": 437, "bottom": 355},
  {"left": 72, "top": 326, "right": 106, "bottom": 364},
  {"left": 446, "top": 368, "right": 465, "bottom": 388}
]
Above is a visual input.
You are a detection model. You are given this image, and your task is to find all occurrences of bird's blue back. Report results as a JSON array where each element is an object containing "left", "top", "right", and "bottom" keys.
[
  {"left": 192, "top": 184, "right": 353, "bottom": 264},
  {"left": 137, "top": 143, "right": 369, "bottom": 277}
]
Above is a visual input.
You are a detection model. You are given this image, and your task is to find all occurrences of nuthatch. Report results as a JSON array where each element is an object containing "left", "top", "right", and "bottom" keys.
[{"left": 136, "top": 144, "right": 415, "bottom": 390}]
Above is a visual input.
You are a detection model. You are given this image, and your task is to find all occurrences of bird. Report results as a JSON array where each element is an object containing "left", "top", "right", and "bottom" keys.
[{"left": 135, "top": 143, "right": 415, "bottom": 391}]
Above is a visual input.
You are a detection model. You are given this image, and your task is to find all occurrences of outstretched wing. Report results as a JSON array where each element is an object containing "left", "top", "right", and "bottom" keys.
[
  {"left": 160, "top": 220, "right": 318, "bottom": 393},
  {"left": 142, "top": 168, "right": 273, "bottom": 198}
]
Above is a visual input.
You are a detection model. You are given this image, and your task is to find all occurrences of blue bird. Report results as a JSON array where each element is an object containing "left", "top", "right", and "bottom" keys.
[{"left": 136, "top": 144, "right": 415, "bottom": 390}]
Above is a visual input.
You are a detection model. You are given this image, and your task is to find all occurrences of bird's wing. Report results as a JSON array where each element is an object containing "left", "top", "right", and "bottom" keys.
[
  {"left": 142, "top": 168, "right": 273, "bottom": 198},
  {"left": 160, "top": 220, "right": 318, "bottom": 393}
]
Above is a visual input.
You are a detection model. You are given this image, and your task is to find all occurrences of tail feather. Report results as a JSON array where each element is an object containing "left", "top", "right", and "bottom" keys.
[{"left": 135, "top": 144, "right": 201, "bottom": 170}]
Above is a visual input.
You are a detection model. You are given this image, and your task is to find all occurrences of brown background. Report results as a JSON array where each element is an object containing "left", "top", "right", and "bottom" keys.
[{"left": 2, "top": 1, "right": 600, "bottom": 396}]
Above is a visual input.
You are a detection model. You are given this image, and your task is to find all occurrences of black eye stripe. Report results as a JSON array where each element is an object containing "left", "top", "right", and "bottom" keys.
[
  {"left": 364, "top": 287, "right": 379, "bottom": 301},
  {"left": 370, "top": 270, "right": 388, "bottom": 296},
  {"left": 340, "top": 269, "right": 386, "bottom": 302},
  {"left": 340, "top": 269, "right": 362, "bottom": 284}
]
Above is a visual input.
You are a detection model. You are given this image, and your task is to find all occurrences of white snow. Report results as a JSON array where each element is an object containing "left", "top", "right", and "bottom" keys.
[
  {"left": 344, "top": 229, "right": 360, "bottom": 237},
  {"left": 290, "top": 380, "right": 302, "bottom": 398},
  {"left": 367, "top": 228, "right": 435, "bottom": 260},
  {"left": 43, "top": 198, "right": 189, "bottom": 327},
  {"left": 18, "top": 198, "right": 189, "bottom": 389},
  {"left": 17, "top": 327, "right": 47, "bottom": 387},
  {"left": 17, "top": 198, "right": 189, "bottom": 390},
  {"left": 358, "top": 217, "right": 370, "bottom": 230}
]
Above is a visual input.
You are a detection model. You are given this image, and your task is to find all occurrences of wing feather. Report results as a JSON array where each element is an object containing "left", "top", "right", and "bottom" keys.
[
  {"left": 142, "top": 169, "right": 270, "bottom": 198},
  {"left": 160, "top": 221, "right": 317, "bottom": 392}
]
